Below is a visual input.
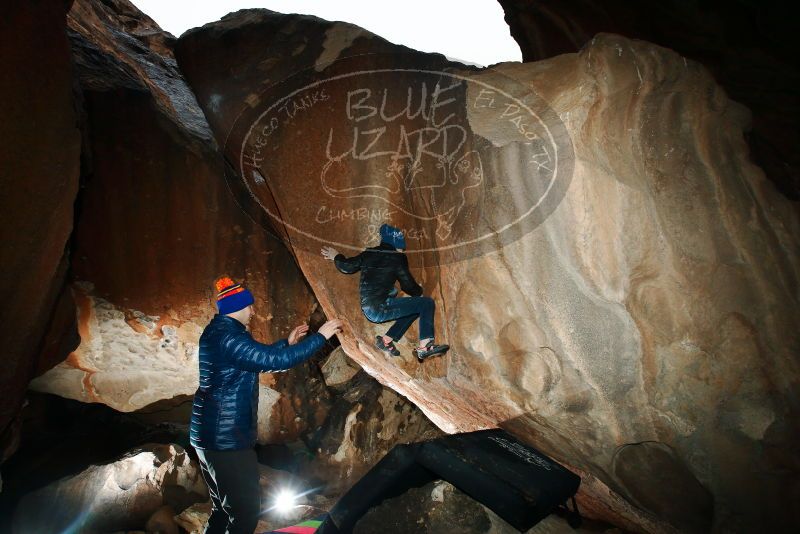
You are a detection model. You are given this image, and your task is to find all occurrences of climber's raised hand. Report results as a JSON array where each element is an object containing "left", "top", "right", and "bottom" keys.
[
  {"left": 318, "top": 319, "right": 344, "bottom": 339},
  {"left": 321, "top": 246, "right": 339, "bottom": 261}
]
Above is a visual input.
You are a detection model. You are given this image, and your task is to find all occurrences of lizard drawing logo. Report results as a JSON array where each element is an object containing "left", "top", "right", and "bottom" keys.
[{"left": 232, "top": 60, "right": 574, "bottom": 264}]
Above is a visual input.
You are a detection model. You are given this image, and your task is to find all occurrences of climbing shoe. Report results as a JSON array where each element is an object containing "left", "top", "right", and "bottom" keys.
[
  {"left": 414, "top": 341, "right": 450, "bottom": 361},
  {"left": 375, "top": 335, "right": 401, "bottom": 356}
]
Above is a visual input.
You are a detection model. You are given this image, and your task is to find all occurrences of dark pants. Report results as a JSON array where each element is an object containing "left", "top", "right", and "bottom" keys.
[
  {"left": 195, "top": 447, "right": 260, "bottom": 534},
  {"left": 363, "top": 296, "right": 435, "bottom": 341}
]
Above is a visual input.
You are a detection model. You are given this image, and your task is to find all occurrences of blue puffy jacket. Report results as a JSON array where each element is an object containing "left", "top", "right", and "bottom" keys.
[{"left": 189, "top": 314, "right": 325, "bottom": 450}]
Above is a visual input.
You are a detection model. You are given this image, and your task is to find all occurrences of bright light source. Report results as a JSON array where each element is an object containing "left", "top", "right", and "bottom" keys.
[{"left": 274, "top": 489, "right": 297, "bottom": 514}]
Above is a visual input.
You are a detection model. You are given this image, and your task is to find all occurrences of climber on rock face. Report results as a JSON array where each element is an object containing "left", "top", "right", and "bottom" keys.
[
  {"left": 190, "top": 277, "right": 342, "bottom": 534},
  {"left": 321, "top": 223, "right": 449, "bottom": 362}
]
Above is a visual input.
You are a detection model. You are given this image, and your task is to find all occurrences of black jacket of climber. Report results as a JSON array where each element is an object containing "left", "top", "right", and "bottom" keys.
[{"left": 334, "top": 242, "right": 423, "bottom": 309}]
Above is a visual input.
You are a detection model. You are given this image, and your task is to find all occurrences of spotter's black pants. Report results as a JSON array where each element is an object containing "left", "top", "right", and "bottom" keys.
[{"left": 195, "top": 447, "right": 260, "bottom": 534}]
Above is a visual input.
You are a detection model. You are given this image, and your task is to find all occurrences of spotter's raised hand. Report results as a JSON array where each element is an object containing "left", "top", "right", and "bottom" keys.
[{"left": 288, "top": 323, "right": 309, "bottom": 345}]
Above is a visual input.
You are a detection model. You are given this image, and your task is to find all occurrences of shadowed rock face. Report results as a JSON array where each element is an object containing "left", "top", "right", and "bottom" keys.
[
  {"left": 0, "top": 0, "right": 82, "bottom": 461},
  {"left": 175, "top": 10, "right": 799, "bottom": 532},
  {"left": 497, "top": 0, "right": 800, "bottom": 202},
  {"left": 309, "top": 369, "right": 444, "bottom": 493},
  {"left": 14, "top": 2, "right": 439, "bottom": 483},
  {"left": 354, "top": 480, "right": 495, "bottom": 534},
  {"left": 28, "top": 0, "right": 322, "bottom": 433},
  {"left": 353, "top": 480, "right": 612, "bottom": 534},
  {"left": 12, "top": 443, "right": 206, "bottom": 533}
]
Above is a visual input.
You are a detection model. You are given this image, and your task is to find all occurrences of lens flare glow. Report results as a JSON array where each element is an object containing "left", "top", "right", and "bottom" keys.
[{"left": 274, "top": 489, "right": 297, "bottom": 514}]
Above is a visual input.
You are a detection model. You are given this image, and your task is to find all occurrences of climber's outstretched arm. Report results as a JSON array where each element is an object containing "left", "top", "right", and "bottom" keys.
[{"left": 321, "top": 246, "right": 363, "bottom": 274}]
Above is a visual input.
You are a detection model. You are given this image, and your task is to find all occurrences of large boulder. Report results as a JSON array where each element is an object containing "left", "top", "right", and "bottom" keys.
[
  {"left": 309, "top": 370, "right": 443, "bottom": 492},
  {"left": 175, "top": 10, "right": 800, "bottom": 532},
  {"left": 497, "top": 0, "right": 800, "bottom": 201},
  {"left": 64, "top": 0, "right": 317, "bottom": 350},
  {"left": 29, "top": 285, "right": 203, "bottom": 410},
  {"left": 29, "top": 0, "right": 324, "bottom": 430},
  {"left": 12, "top": 443, "right": 206, "bottom": 533},
  {"left": 0, "top": 0, "right": 82, "bottom": 459}
]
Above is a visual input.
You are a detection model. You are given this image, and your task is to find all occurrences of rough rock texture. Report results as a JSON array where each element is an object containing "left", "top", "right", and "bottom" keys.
[
  {"left": 12, "top": 443, "right": 206, "bottom": 533},
  {"left": 309, "top": 370, "right": 443, "bottom": 491},
  {"left": 29, "top": 284, "right": 203, "bottom": 410},
  {"left": 0, "top": 392, "right": 189, "bottom": 530},
  {"left": 173, "top": 501, "right": 212, "bottom": 534},
  {"left": 26, "top": 0, "right": 325, "bottom": 434},
  {"left": 0, "top": 0, "right": 81, "bottom": 459},
  {"left": 255, "top": 305, "right": 337, "bottom": 444},
  {"left": 258, "top": 361, "right": 446, "bottom": 497},
  {"left": 144, "top": 505, "right": 180, "bottom": 534},
  {"left": 64, "top": 0, "right": 314, "bottom": 333},
  {"left": 175, "top": 10, "right": 800, "bottom": 532},
  {"left": 256, "top": 346, "right": 334, "bottom": 444},
  {"left": 353, "top": 480, "right": 616, "bottom": 533},
  {"left": 497, "top": 0, "right": 800, "bottom": 201},
  {"left": 321, "top": 346, "right": 362, "bottom": 390}
]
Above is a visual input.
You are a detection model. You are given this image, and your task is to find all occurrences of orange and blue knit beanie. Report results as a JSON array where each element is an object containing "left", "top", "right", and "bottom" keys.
[{"left": 214, "top": 277, "right": 254, "bottom": 314}]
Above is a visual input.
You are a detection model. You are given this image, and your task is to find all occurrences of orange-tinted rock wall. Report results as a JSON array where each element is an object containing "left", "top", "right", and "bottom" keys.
[{"left": 0, "top": 0, "right": 81, "bottom": 458}]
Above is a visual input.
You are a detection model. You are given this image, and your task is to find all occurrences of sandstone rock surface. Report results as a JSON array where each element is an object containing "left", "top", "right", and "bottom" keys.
[
  {"left": 28, "top": 0, "right": 322, "bottom": 424},
  {"left": 321, "top": 346, "right": 362, "bottom": 390},
  {"left": 13, "top": 443, "right": 206, "bottom": 533},
  {"left": 175, "top": 10, "right": 800, "bottom": 532},
  {"left": 29, "top": 284, "right": 202, "bottom": 411},
  {"left": 144, "top": 504, "right": 180, "bottom": 534},
  {"left": 309, "top": 370, "right": 443, "bottom": 491},
  {"left": 497, "top": 0, "right": 800, "bottom": 201},
  {"left": 0, "top": 0, "right": 81, "bottom": 457}
]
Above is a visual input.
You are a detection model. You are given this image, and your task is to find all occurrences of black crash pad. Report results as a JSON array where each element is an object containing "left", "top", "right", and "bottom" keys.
[{"left": 317, "top": 429, "right": 581, "bottom": 533}]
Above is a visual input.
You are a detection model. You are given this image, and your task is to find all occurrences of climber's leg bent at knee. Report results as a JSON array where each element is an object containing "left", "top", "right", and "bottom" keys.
[
  {"left": 321, "top": 223, "right": 449, "bottom": 361},
  {"left": 364, "top": 295, "right": 433, "bottom": 340},
  {"left": 363, "top": 296, "right": 447, "bottom": 360}
]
